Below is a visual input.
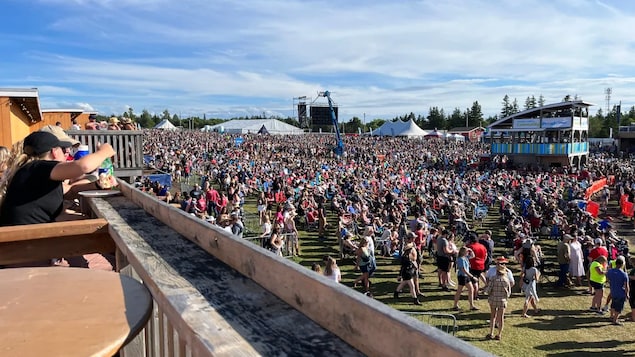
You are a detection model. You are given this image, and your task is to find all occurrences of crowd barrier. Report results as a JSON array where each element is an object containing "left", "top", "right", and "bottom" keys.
[
  {"left": 586, "top": 201, "right": 600, "bottom": 217},
  {"left": 584, "top": 178, "right": 607, "bottom": 200},
  {"left": 621, "top": 193, "right": 635, "bottom": 218}
]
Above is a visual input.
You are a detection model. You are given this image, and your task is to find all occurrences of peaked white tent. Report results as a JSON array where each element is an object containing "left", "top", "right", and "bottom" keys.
[
  {"left": 154, "top": 119, "right": 178, "bottom": 130},
  {"left": 451, "top": 133, "right": 466, "bottom": 141},
  {"left": 200, "top": 119, "right": 304, "bottom": 135},
  {"left": 373, "top": 119, "right": 428, "bottom": 137},
  {"left": 424, "top": 130, "right": 444, "bottom": 139}
]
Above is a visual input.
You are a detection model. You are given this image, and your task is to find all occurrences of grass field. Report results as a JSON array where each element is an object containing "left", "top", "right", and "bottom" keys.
[{"left": 238, "top": 195, "right": 635, "bottom": 357}]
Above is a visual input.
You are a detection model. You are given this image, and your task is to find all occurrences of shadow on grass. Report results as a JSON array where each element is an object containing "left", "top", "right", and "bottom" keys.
[
  {"left": 535, "top": 340, "right": 635, "bottom": 355},
  {"left": 515, "top": 314, "right": 613, "bottom": 331}
]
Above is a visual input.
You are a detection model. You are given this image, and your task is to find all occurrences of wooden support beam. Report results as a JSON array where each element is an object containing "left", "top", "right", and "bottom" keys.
[
  {"left": 0, "top": 219, "right": 115, "bottom": 265},
  {"left": 0, "top": 219, "right": 109, "bottom": 243}
]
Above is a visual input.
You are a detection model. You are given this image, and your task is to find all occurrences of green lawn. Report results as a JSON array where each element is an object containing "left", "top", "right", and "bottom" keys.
[{"left": 241, "top": 197, "right": 635, "bottom": 357}]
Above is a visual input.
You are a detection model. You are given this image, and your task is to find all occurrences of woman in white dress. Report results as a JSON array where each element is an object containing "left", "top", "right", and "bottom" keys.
[
  {"left": 323, "top": 256, "right": 341, "bottom": 283},
  {"left": 569, "top": 236, "right": 585, "bottom": 286}
]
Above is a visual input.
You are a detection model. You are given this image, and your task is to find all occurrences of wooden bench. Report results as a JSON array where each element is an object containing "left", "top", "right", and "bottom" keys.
[{"left": 0, "top": 219, "right": 115, "bottom": 265}]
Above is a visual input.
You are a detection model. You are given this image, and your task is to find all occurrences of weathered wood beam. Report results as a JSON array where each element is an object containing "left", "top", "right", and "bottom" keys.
[
  {"left": 0, "top": 219, "right": 115, "bottom": 265},
  {"left": 0, "top": 219, "right": 109, "bottom": 243}
]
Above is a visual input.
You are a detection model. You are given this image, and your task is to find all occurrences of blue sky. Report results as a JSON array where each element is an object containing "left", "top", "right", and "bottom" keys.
[{"left": 1, "top": 0, "right": 635, "bottom": 121}]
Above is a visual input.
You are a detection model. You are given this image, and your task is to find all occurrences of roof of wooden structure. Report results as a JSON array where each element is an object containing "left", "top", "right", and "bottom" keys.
[
  {"left": 0, "top": 88, "right": 42, "bottom": 123},
  {"left": 488, "top": 100, "right": 594, "bottom": 129}
]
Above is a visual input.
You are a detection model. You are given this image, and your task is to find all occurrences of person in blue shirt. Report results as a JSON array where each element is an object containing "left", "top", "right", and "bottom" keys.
[
  {"left": 606, "top": 256, "right": 629, "bottom": 325},
  {"left": 598, "top": 217, "right": 612, "bottom": 233}
]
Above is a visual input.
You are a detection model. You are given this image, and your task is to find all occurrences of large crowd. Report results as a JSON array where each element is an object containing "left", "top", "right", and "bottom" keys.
[
  {"left": 2, "top": 124, "right": 635, "bottom": 341},
  {"left": 135, "top": 128, "right": 635, "bottom": 337}
]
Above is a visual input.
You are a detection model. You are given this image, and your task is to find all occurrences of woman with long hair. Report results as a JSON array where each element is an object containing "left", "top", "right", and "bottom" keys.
[
  {"left": 520, "top": 257, "right": 541, "bottom": 317},
  {"left": 394, "top": 233, "right": 422, "bottom": 305},
  {"left": 0, "top": 132, "right": 115, "bottom": 226},
  {"left": 453, "top": 246, "right": 479, "bottom": 311},
  {"left": 323, "top": 256, "right": 341, "bottom": 283},
  {"left": 356, "top": 238, "right": 374, "bottom": 297}
]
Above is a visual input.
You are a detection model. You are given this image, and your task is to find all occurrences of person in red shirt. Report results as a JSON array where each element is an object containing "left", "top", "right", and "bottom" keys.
[
  {"left": 588, "top": 238, "right": 609, "bottom": 262},
  {"left": 587, "top": 238, "right": 609, "bottom": 294},
  {"left": 414, "top": 222, "right": 426, "bottom": 257},
  {"left": 205, "top": 185, "right": 220, "bottom": 217},
  {"left": 467, "top": 234, "right": 488, "bottom": 300}
]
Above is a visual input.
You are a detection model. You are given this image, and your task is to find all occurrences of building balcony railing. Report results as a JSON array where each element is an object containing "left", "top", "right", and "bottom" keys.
[
  {"left": 0, "top": 181, "right": 491, "bottom": 357},
  {"left": 67, "top": 130, "right": 144, "bottom": 178},
  {"left": 491, "top": 142, "right": 588, "bottom": 155}
]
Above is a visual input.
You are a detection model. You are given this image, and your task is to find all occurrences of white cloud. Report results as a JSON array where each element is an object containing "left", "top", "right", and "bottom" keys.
[{"left": 4, "top": 0, "right": 635, "bottom": 119}]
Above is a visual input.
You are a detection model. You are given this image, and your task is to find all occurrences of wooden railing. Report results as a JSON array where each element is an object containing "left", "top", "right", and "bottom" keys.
[
  {"left": 1, "top": 183, "right": 493, "bottom": 357},
  {"left": 0, "top": 219, "right": 113, "bottom": 265},
  {"left": 67, "top": 130, "right": 144, "bottom": 178},
  {"left": 92, "top": 182, "right": 492, "bottom": 357}
]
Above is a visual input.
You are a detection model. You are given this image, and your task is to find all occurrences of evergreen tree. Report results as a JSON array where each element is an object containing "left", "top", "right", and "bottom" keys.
[
  {"left": 538, "top": 95, "right": 545, "bottom": 107},
  {"left": 501, "top": 95, "right": 513, "bottom": 118},
  {"left": 448, "top": 108, "right": 465, "bottom": 129},
  {"left": 524, "top": 96, "right": 537, "bottom": 110},
  {"left": 138, "top": 109, "right": 153, "bottom": 129},
  {"left": 512, "top": 98, "right": 519, "bottom": 114},
  {"left": 469, "top": 101, "right": 484, "bottom": 127},
  {"left": 425, "top": 107, "right": 446, "bottom": 130}
]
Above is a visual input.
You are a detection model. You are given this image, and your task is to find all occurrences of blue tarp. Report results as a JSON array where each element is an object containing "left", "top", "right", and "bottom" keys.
[
  {"left": 144, "top": 155, "right": 154, "bottom": 165},
  {"left": 146, "top": 174, "right": 172, "bottom": 188}
]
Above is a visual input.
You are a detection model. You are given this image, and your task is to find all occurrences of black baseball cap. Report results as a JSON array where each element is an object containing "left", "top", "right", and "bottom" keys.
[{"left": 23, "top": 131, "right": 72, "bottom": 156}]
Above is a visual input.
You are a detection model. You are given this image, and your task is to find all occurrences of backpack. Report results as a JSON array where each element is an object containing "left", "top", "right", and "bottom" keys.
[{"left": 401, "top": 248, "right": 412, "bottom": 266}]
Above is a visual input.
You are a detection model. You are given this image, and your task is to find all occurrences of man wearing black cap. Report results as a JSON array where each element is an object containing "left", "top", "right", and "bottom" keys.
[{"left": 0, "top": 131, "right": 115, "bottom": 226}]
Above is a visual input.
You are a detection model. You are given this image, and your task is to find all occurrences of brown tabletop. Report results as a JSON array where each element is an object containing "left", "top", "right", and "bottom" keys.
[{"left": 0, "top": 267, "right": 152, "bottom": 357}]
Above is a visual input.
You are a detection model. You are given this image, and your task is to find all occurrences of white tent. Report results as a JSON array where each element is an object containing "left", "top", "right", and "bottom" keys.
[
  {"left": 452, "top": 133, "right": 466, "bottom": 141},
  {"left": 154, "top": 119, "right": 178, "bottom": 130},
  {"left": 424, "top": 130, "right": 444, "bottom": 139},
  {"left": 200, "top": 119, "right": 304, "bottom": 135},
  {"left": 373, "top": 119, "right": 428, "bottom": 137}
]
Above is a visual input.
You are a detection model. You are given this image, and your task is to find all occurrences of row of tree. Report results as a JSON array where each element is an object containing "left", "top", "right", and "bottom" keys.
[{"left": 98, "top": 95, "right": 635, "bottom": 138}]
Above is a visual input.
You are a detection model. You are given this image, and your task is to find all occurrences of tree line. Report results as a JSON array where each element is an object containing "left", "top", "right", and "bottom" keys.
[{"left": 96, "top": 94, "right": 635, "bottom": 138}]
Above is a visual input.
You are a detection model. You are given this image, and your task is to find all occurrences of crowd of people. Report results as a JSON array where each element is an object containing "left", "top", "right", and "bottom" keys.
[
  {"left": 3, "top": 124, "right": 635, "bottom": 339},
  {"left": 134, "top": 129, "right": 635, "bottom": 332}
]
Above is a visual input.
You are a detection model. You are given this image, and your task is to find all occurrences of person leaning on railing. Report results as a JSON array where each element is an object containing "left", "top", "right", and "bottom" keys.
[{"left": 0, "top": 131, "right": 115, "bottom": 226}]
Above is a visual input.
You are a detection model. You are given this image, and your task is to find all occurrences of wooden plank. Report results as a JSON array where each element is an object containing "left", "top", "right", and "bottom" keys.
[
  {"left": 107, "top": 181, "right": 492, "bottom": 357},
  {"left": 89, "top": 194, "right": 365, "bottom": 357},
  {"left": 0, "top": 218, "right": 108, "bottom": 243},
  {"left": 0, "top": 233, "right": 115, "bottom": 265}
]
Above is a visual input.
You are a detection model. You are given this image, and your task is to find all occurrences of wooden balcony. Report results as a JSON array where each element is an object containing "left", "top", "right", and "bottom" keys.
[
  {"left": 67, "top": 130, "right": 144, "bottom": 178},
  {"left": 0, "top": 181, "right": 492, "bottom": 357}
]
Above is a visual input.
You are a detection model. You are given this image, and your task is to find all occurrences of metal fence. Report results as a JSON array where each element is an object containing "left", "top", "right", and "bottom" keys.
[
  {"left": 244, "top": 233, "right": 296, "bottom": 258},
  {"left": 404, "top": 312, "right": 458, "bottom": 336}
]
